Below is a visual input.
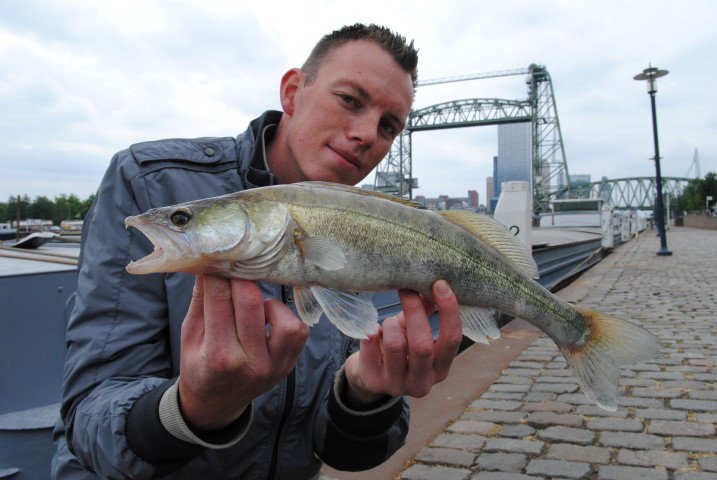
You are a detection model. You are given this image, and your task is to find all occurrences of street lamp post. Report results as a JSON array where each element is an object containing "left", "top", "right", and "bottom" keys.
[{"left": 634, "top": 65, "right": 672, "bottom": 256}]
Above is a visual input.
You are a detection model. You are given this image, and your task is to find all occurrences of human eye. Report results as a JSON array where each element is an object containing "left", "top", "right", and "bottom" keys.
[
  {"left": 338, "top": 93, "right": 358, "bottom": 107},
  {"left": 379, "top": 118, "right": 398, "bottom": 138}
]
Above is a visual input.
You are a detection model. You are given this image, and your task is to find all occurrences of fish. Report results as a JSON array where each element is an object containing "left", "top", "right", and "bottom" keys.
[{"left": 125, "top": 181, "right": 660, "bottom": 411}]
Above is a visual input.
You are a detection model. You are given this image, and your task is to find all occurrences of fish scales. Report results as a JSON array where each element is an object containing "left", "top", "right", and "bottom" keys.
[{"left": 124, "top": 181, "right": 660, "bottom": 411}]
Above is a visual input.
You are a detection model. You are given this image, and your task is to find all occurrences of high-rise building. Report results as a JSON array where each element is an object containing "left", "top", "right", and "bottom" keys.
[
  {"left": 486, "top": 176, "right": 494, "bottom": 212},
  {"left": 491, "top": 123, "right": 532, "bottom": 211},
  {"left": 468, "top": 190, "right": 479, "bottom": 208}
]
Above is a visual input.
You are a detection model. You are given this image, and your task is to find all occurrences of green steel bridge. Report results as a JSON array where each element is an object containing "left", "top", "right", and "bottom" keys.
[
  {"left": 373, "top": 64, "right": 693, "bottom": 213},
  {"left": 572, "top": 176, "right": 691, "bottom": 211}
]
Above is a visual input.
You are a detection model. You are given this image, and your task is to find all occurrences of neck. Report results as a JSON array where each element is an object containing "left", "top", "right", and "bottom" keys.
[{"left": 265, "top": 121, "right": 301, "bottom": 184}]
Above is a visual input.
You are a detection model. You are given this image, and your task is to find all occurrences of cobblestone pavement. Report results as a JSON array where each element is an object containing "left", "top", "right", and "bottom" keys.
[{"left": 399, "top": 228, "right": 717, "bottom": 480}]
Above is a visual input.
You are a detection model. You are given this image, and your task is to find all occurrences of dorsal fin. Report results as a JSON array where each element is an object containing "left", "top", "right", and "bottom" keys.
[
  {"left": 296, "top": 181, "right": 426, "bottom": 209},
  {"left": 437, "top": 211, "right": 539, "bottom": 279}
]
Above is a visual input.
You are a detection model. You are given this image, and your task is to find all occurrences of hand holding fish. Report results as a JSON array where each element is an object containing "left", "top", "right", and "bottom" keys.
[
  {"left": 342, "top": 280, "right": 463, "bottom": 406},
  {"left": 178, "top": 274, "right": 309, "bottom": 431}
]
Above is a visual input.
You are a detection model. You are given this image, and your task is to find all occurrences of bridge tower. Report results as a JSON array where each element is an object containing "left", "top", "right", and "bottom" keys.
[
  {"left": 526, "top": 64, "right": 571, "bottom": 211},
  {"left": 373, "top": 64, "right": 571, "bottom": 212}
]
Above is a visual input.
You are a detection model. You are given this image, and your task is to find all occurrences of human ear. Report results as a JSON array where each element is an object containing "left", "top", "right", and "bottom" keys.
[{"left": 279, "top": 68, "right": 303, "bottom": 116}]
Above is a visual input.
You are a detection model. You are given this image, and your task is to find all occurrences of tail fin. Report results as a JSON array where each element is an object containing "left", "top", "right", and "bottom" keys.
[{"left": 559, "top": 309, "right": 660, "bottom": 411}]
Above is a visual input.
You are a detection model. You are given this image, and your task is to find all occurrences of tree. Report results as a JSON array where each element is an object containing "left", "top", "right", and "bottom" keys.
[
  {"left": 676, "top": 172, "right": 717, "bottom": 213},
  {"left": 32, "top": 196, "right": 55, "bottom": 222},
  {"left": 0, "top": 193, "right": 96, "bottom": 224}
]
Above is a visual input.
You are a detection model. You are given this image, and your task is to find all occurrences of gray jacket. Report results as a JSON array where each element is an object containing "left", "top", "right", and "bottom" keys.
[{"left": 52, "top": 111, "right": 409, "bottom": 479}]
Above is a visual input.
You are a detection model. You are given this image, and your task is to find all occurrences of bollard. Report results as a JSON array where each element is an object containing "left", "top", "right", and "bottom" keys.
[
  {"left": 601, "top": 205, "right": 614, "bottom": 250},
  {"left": 494, "top": 181, "right": 532, "bottom": 248},
  {"left": 621, "top": 215, "right": 630, "bottom": 242}
]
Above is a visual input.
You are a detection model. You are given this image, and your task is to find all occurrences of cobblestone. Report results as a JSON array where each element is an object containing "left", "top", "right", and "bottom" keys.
[
  {"left": 697, "top": 456, "right": 717, "bottom": 472},
  {"left": 526, "top": 411, "right": 583, "bottom": 428},
  {"left": 615, "top": 449, "right": 689, "bottom": 470},
  {"left": 447, "top": 420, "right": 498, "bottom": 436},
  {"left": 537, "top": 426, "right": 595, "bottom": 445},
  {"left": 473, "top": 473, "right": 541, "bottom": 480},
  {"left": 671, "top": 399, "right": 717, "bottom": 411},
  {"left": 586, "top": 417, "right": 643, "bottom": 431},
  {"left": 525, "top": 459, "right": 590, "bottom": 479},
  {"left": 400, "top": 464, "right": 471, "bottom": 480},
  {"left": 647, "top": 419, "right": 716, "bottom": 436},
  {"left": 672, "top": 436, "right": 717, "bottom": 452},
  {"left": 597, "top": 465, "right": 669, "bottom": 480},
  {"left": 429, "top": 433, "right": 487, "bottom": 451},
  {"left": 633, "top": 408, "right": 687, "bottom": 420},
  {"left": 498, "top": 424, "right": 535, "bottom": 438},
  {"left": 520, "top": 401, "right": 573, "bottom": 413},
  {"left": 392, "top": 229, "right": 717, "bottom": 480},
  {"left": 673, "top": 474, "right": 717, "bottom": 480},
  {"left": 474, "top": 453, "right": 527, "bottom": 472},
  {"left": 546, "top": 443, "right": 611, "bottom": 464},
  {"left": 484, "top": 438, "right": 544, "bottom": 455},
  {"left": 415, "top": 447, "right": 475, "bottom": 467}
]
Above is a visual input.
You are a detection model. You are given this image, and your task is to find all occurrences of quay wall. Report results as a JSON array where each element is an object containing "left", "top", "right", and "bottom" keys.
[{"left": 684, "top": 213, "right": 717, "bottom": 230}]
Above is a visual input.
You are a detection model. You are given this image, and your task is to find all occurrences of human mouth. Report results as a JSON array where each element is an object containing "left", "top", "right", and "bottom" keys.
[{"left": 330, "top": 146, "right": 361, "bottom": 170}]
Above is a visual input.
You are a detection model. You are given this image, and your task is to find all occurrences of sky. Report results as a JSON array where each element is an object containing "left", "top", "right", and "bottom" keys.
[{"left": 1, "top": 0, "right": 716, "bottom": 206}]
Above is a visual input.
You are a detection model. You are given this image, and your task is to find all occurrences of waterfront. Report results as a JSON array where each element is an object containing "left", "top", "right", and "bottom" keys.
[{"left": 324, "top": 227, "right": 717, "bottom": 479}]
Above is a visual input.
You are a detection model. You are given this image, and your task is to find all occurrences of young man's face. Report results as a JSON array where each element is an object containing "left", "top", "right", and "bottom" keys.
[{"left": 274, "top": 40, "right": 414, "bottom": 186}]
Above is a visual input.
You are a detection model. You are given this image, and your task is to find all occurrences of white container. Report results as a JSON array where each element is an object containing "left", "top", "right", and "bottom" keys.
[{"left": 494, "top": 181, "right": 532, "bottom": 248}]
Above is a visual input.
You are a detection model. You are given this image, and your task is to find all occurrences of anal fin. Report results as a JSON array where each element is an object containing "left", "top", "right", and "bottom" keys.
[{"left": 459, "top": 306, "right": 501, "bottom": 345}]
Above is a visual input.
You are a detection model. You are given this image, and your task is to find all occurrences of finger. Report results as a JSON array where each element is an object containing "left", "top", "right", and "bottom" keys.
[
  {"left": 399, "top": 289, "right": 435, "bottom": 391},
  {"left": 230, "top": 279, "right": 271, "bottom": 361},
  {"left": 201, "top": 275, "right": 239, "bottom": 349},
  {"left": 431, "top": 280, "right": 463, "bottom": 379},
  {"left": 181, "top": 275, "right": 206, "bottom": 344},
  {"left": 380, "top": 315, "right": 408, "bottom": 384},
  {"left": 344, "top": 330, "right": 386, "bottom": 397},
  {"left": 264, "top": 299, "right": 308, "bottom": 368},
  {"left": 355, "top": 331, "right": 383, "bottom": 383}
]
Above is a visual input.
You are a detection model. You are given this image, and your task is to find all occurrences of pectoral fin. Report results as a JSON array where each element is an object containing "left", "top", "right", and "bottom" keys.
[
  {"left": 309, "top": 286, "right": 378, "bottom": 339},
  {"left": 295, "top": 236, "right": 347, "bottom": 271}
]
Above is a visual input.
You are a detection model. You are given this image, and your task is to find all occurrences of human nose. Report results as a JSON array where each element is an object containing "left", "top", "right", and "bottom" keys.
[{"left": 348, "top": 113, "right": 378, "bottom": 147}]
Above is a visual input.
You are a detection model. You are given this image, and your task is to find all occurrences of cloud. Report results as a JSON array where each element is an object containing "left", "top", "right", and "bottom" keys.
[{"left": 1, "top": 0, "right": 716, "bottom": 206}]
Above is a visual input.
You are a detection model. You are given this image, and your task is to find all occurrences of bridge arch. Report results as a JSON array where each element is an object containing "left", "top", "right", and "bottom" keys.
[{"left": 374, "top": 64, "right": 570, "bottom": 213}]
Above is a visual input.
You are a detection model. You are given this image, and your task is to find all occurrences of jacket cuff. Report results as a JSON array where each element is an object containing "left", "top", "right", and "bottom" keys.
[
  {"left": 329, "top": 365, "right": 403, "bottom": 436},
  {"left": 158, "top": 378, "right": 252, "bottom": 449},
  {"left": 126, "top": 380, "right": 204, "bottom": 464}
]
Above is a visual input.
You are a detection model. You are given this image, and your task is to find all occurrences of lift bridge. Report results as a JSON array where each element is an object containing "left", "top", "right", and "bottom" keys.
[{"left": 373, "top": 64, "right": 692, "bottom": 213}]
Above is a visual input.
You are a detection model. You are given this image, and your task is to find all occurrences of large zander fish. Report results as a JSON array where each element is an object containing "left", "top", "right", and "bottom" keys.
[{"left": 125, "top": 181, "right": 659, "bottom": 411}]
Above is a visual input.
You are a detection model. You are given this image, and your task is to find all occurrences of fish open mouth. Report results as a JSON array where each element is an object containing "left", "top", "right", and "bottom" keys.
[{"left": 125, "top": 216, "right": 181, "bottom": 274}]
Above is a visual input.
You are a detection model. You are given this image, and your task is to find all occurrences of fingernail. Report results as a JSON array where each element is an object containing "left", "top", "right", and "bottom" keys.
[{"left": 435, "top": 279, "right": 450, "bottom": 296}]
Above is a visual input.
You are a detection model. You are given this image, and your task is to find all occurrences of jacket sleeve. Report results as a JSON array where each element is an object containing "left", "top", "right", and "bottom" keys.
[
  {"left": 313, "top": 365, "right": 410, "bottom": 472},
  {"left": 59, "top": 148, "right": 189, "bottom": 478},
  {"left": 57, "top": 142, "right": 253, "bottom": 478}
]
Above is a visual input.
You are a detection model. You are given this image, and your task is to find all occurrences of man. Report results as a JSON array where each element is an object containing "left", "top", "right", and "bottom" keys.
[{"left": 53, "top": 23, "right": 463, "bottom": 479}]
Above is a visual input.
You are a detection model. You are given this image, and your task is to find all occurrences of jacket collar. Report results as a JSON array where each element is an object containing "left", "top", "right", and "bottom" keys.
[{"left": 243, "top": 110, "right": 283, "bottom": 188}]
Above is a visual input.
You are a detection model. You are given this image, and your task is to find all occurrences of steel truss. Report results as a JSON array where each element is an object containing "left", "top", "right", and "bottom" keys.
[
  {"left": 374, "top": 64, "right": 571, "bottom": 213},
  {"left": 571, "top": 176, "right": 692, "bottom": 210}
]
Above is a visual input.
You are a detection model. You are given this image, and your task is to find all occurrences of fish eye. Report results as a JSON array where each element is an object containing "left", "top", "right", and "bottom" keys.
[{"left": 170, "top": 208, "right": 192, "bottom": 228}]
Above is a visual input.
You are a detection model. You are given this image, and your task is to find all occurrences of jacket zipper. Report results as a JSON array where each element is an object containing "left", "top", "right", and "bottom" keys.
[{"left": 266, "top": 286, "right": 295, "bottom": 479}]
